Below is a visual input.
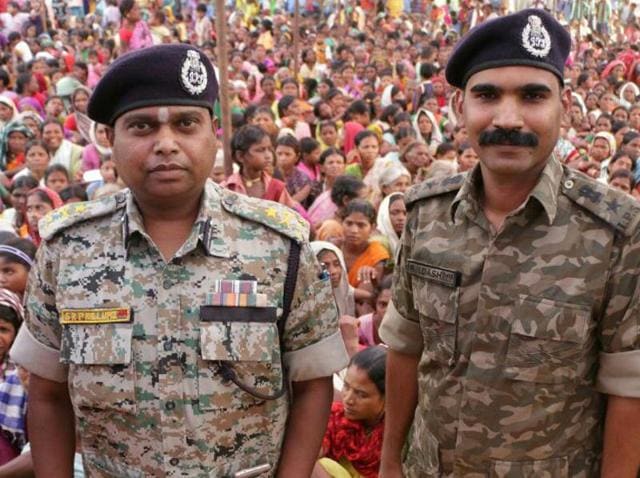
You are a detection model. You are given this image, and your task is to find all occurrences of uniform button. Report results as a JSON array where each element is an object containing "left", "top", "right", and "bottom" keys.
[
  {"left": 165, "top": 401, "right": 175, "bottom": 411},
  {"left": 163, "top": 279, "right": 172, "bottom": 289},
  {"left": 163, "top": 341, "right": 173, "bottom": 351},
  {"left": 564, "top": 179, "right": 574, "bottom": 189},
  {"left": 169, "top": 458, "right": 179, "bottom": 466}
]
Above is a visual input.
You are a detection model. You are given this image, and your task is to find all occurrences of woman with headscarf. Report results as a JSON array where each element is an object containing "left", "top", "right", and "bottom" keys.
[
  {"left": 0, "top": 97, "right": 18, "bottom": 133},
  {"left": 17, "top": 97, "right": 45, "bottom": 119},
  {"left": 311, "top": 241, "right": 355, "bottom": 318},
  {"left": 0, "top": 121, "right": 33, "bottom": 178},
  {"left": 25, "top": 187, "right": 63, "bottom": 247},
  {"left": 373, "top": 193, "right": 406, "bottom": 268},
  {"left": 81, "top": 122, "right": 112, "bottom": 173},
  {"left": 17, "top": 111, "right": 43, "bottom": 140},
  {"left": 412, "top": 108, "right": 443, "bottom": 156},
  {"left": 589, "top": 131, "right": 617, "bottom": 183},
  {"left": 619, "top": 82, "right": 639, "bottom": 109}
]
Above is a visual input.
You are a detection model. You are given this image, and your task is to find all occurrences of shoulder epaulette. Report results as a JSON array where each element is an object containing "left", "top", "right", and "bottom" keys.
[
  {"left": 561, "top": 169, "right": 640, "bottom": 236},
  {"left": 220, "top": 189, "right": 309, "bottom": 243},
  {"left": 40, "top": 190, "right": 126, "bottom": 241},
  {"left": 405, "top": 172, "right": 466, "bottom": 207}
]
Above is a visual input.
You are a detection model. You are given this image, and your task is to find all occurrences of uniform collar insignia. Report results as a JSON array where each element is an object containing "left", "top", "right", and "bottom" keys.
[
  {"left": 521, "top": 15, "right": 551, "bottom": 58},
  {"left": 180, "top": 50, "right": 208, "bottom": 96}
]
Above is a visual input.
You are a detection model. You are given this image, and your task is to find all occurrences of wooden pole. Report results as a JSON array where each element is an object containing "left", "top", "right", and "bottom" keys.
[
  {"left": 215, "top": 0, "right": 233, "bottom": 177},
  {"left": 293, "top": 0, "right": 300, "bottom": 81}
]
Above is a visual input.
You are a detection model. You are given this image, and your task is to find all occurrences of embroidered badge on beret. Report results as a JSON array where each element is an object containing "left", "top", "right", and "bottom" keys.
[
  {"left": 180, "top": 50, "right": 208, "bottom": 96},
  {"left": 522, "top": 15, "right": 551, "bottom": 58}
]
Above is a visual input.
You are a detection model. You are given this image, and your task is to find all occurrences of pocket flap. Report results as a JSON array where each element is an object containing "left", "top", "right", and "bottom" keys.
[
  {"left": 200, "top": 321, "right": 277, "bottom": 362},
  {"left": 511, "top": 295, "right": 590, "bottom": 344},
  {"left": 61, "top": 324, "right": 132, "bottom": 365}
]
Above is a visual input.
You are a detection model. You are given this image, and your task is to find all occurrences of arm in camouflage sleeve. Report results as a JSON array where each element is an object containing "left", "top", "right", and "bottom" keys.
[
  {"left": 597, "top": 223, "right": 640, "bottom": 476},
  {"left": 280, "top": 242, "right": 349, "bottom": 381}
]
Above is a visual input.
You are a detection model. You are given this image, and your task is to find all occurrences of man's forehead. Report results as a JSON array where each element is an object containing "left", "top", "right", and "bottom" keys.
[
  {"left": 118, "top": 105, "right": 210, "bottom": 120},
  {"left": 465, "top": 66, "right": 559, "bottom": 90}
]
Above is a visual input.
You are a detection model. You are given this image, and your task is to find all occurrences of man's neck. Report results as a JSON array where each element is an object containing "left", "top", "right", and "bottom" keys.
[
  {"left": 136, "top": 194, "right": 202, "bottom": 261},
  {"left": 480, "top": 166, "right": 543, "bottom": 232}
]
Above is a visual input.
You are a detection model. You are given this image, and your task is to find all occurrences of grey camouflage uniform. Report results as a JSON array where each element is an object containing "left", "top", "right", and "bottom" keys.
[
  {"left": 379, "top": 156, "right": 640, "bottom": 477},
  {"left": 11, "top": 179, "right": 349, "bottom": 477}
]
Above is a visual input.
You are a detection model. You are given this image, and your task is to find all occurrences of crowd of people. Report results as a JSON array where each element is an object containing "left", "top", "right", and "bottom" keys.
[{"left": 0, "top": 0, "right": 634, "bottom": 476}]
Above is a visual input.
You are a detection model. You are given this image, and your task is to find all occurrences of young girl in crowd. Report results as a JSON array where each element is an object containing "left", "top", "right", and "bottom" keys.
[
  {"left": 457, "top": 142, "right": 479, "bottom": 172},
  {"left": 59, "top": 185, "right": 89, "bottom": 204},
  {"left": 275, "top": 135, "right": 313, "bottom": 206},
  {"left": 0, "top": 121, "right": 32, "bottom": 179},
  {"left": 358, "top": 277, "right": 392, "bottom": 347},
  {"left": 0, "top": 289, "right": 27, "bottom": 465},
  {"left": 2, "top": 176, "right": 38, "bottom": 239},
  {"left": 308, "top": 149, "right": 348, "bottom": 227},
  {"left": 341, "top": 199, "right": 389, "bottom": 290},
  {"left": 298, "top": 137, "right": 322, "bottom": 182},
  {"left": 44, "top": 164, "right": 70, "bottom": 193},
  {"left": 0, "top": 238, "right": 35, "bottom": 298},
  {"left": 225, "top": 125, "right": 295, "bottom": 205},
  {"left": 25, "top": 187, "right": 63, "bottom": 246},
  {"left": 313, "top": 346, "right": 386, "bottom": 478},
  {"left": 319, "top": 120, "right": 340, "bottom": 150}
]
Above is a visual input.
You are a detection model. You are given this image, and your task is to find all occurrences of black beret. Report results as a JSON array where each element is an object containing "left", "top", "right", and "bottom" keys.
[
  {"left": 88, "top": 44, "right": 218, "bottom": 125},
  {"left": 445, "top": 9, "right": 571, "bottom": 89}
]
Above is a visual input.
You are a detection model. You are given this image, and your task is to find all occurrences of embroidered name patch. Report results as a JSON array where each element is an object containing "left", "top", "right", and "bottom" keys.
[
  {"left": 407, "top": 260, "right": 461, "bottom": 288},
  {"left": 60, "top": 308, "right": 132, "bottom": 325}
]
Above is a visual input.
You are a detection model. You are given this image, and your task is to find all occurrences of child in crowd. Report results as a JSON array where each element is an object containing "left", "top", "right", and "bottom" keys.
[
  {"left": 275, "top": 135, "right": 314, "bottom": 206},
  {"left": 0, "top": 238, "right": 35, "bottom": 298},
  {"left": 44, "top": 164, "right": 70, "bottom": 193},
  {"left": 358, "top": 276, "right": 392, "bottom": 347}
]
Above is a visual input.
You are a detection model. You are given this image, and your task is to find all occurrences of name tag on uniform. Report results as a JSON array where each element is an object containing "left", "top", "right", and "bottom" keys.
[
  {"left": 60, "top": 307, "right": 132, "bottom": 325},
  {"left": 407, "top": 260, "right": 461, "bottom": 288}
]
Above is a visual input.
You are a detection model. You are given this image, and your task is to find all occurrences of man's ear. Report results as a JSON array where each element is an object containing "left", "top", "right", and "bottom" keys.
[{"left": 453, "top": 88, "right": 465, "bottom": 127}]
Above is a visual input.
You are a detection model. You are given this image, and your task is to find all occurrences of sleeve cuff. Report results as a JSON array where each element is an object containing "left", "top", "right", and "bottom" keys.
[
  {"left": 379, "top": 300, "right": 423, "bottom": 355},
  {"left": 284, "top": 331, "right": 349, "bottom": 382},
  {"left": 9, "top": 325, "right": 68, "bottom": 383},
  {"left": 596, "top": 349, "right": 640, "bottom": 397}
]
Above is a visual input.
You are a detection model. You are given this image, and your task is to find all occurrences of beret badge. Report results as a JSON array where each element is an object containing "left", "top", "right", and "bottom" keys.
[
  {"left": 180, "top": 50, "right": 208, "bottom": 96},
  {"left": 521, "top": 15, "right": 551, "bottom": 58}
]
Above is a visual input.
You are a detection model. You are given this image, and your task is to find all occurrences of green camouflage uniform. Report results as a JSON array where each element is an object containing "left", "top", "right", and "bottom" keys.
[
  {"left": 379, "top": 156, "right": 640, "bottom": 477},
  {"left": 11, "top": 180, "right": 349, "bottom": 477}
]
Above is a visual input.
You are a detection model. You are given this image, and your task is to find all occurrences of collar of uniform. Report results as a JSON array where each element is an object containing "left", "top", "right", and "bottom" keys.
[
  {"left": 528, "top": 154, "right": 562, "bottom": 226},
  {"left": 450, "top": 164, "right": 483, "bottom": 225},
  {"left": 121, "top": 181, "right": 230, "bottom": 258},
  {"left": 450, "top": 155, "right": 561, "bottom": 226}
]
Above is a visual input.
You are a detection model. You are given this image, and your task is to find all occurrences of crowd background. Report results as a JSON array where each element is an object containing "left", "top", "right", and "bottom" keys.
[{"left": 0, "top": 0, "right": 634, "bottom": 476}]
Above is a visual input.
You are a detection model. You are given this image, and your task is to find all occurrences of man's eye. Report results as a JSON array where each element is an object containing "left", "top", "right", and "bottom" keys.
[
  {"left": 180, "top": 118, "right": 198, "bottom": 128},
  {"left": 130, "top": 122, "right": 150, "bottom": 131}
]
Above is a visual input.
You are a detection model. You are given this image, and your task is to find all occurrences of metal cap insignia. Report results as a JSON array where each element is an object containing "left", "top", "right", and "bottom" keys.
[
  {"left": 180, "top": 50, "right": 208, "bottom": 96},
  {"left": 521, "top": 15, "right": 551, "bottom": 58}
]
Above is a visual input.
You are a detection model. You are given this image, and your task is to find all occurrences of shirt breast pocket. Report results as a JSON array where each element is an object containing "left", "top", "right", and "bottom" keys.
[
  {"left": 504, "top": 295, "right": 592, "bottom": 384},
  {"left": 60, "top": 323, "right": 136, "bottom": 413},
  {"left": 197, "top": 303, "right": 284, "bottom": 412},
  {"left": 412, "top": 278, "right": 459, "bottom": 366}
]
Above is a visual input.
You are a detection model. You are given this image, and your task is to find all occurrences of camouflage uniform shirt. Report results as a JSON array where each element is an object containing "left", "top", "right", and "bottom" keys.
[
  {"left": 11, "top": 179, "right": 349, "bottom": 477},
  {"left": 379, "top": 156, "right": 640, "bottom": 477}
]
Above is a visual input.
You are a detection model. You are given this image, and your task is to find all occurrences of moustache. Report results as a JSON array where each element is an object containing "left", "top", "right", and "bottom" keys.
[{"left": 478, "top": 129, "right": 539, "bottom": 147}]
